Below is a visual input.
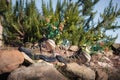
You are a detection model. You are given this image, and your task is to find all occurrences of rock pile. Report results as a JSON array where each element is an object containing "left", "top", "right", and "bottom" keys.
[{"left": 0, "top": 46, "right": 120, "bottom": 80}]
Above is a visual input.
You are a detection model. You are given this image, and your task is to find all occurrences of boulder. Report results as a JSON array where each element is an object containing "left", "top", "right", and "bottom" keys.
[
  {"left": 8, "top": 62, "right": 67, "bottom": 80},
  {"left": 0, "top": 50, "right": 24, "bottom": 74},
  {"left": 61, "top": 63, "right": 95, "bottom": 80}
]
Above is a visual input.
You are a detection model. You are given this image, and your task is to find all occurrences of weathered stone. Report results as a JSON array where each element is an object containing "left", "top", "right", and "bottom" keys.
[
  {"left": 108, "top": 72, "right": 120, "bottom": 80},
  {"left": 61, "top": 63, "right": 95, "bottom": 80},
  {"left": 102, "top": 56, "right": 111, "bottom": 62},
  {"left": 69, "top": 45, "right": 79, "bottom": 51},
  {"left": 97, "top": 61, "right": 113, "bottom": 68},
  {"left": 95, "top": 69, "right": 108, "bottom": 80},
  {"left": 45, "top": 39, "right": 56, "bottom": 51},
  {"left": 37, "top": 60, "right": 54, "bottom": 67},
  {"left": 8, "top": 62, "right": 67, "bottom": 80},
  {"left": 104, "top": 50, "right": 113, "bottom": 57},
  {"left": 89, "top": 62, "right": 95, "bottom": 67},
  {"left": 0, "top": 50, "right": 24, "bottom": 74},
  {"left": 21, "top": 52, "right": 35, "bottom": 64}
]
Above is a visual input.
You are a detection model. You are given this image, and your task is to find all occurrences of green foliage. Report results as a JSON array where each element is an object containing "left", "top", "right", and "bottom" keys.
[
  {"left": 1, "top": 0, "right": 42, "bottom": 45},
  {"left": 0, "top": 0, "right": 8, "bottom": 12},
  {"left": 95, "top": 0, "right": 120, "bottom": 31},
  {"left": 0, "top": 0, "right": 120, "bottom": 47}
]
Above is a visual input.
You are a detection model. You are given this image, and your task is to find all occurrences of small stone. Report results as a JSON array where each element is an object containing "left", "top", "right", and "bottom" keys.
[
  {"left": 69, "top": 45, "right": 79, "bottom": 51},
  {"left": 104, "top": 51, "right": 113, "bottom": 57},
  {"left": 21, "top": 52, "right": 35, "bottom": 64},
  {"left": 102, "top": 56, "right": 111, "bottom": 62},
  {"left": 96, "top": 69, "right": 108, "bottom": 80},
  {"left": 97, "top": 61, "right": 113, "bottom": 68},
  {"left": 0, "top": 23, "right": 3, "bottom": 47},
  {"left": 90, "top": 62, "right": 95, "bottom": 66}
]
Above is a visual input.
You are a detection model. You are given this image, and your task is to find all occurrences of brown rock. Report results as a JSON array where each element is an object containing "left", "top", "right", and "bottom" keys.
[
  {"left": 108, "top": 71, "right": 120, "bottom": 80},
  {"left": 0, "top": 49, "right": 24, "bottom": 74},
  {"left": 0, "top": 23, "right": 3, "bottom": 47},
  {"left": 21, "top": 52, "right": 35, "bottom": 64},
  {"left": 97, "top": 61, "right": 113, "bottom": 68},
  {"left": 8, "top": 62, "right": 67, "bottom": 80},
  {"left": 95, "top": 69, "right": 108, "bottom": 80},
  {"left": 61, "top": 63, "right": 95, "bottom": 80},
  {"left": 104, "top": 50, "right": 113, "bottom": 57},
  {"left": 69, "top": 45, "right": 79, "bottom": 51}
]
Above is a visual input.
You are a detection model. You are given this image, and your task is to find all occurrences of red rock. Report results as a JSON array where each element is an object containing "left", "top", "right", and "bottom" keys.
[{"left": 0, "top": 49, "right": 24, "bottom": 74}]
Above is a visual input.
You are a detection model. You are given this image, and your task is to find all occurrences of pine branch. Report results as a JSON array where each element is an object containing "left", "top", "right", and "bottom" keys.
[
  {"left": 83, "top": 13, "right": 93, "bottom": 30},
  {"left": 11, "top": 23, "right": 24, "bottom": 36}
]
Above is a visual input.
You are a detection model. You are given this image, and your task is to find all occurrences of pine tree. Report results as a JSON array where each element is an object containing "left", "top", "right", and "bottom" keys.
[
  {"left": 2, "top": 0, "right": 42, "bottom": 45},
  {"left": 41, "top": 0, "right": 120, "bottom": 49},
  {"left": 1, "top": 0, "right": 120, "bottom": 48}
]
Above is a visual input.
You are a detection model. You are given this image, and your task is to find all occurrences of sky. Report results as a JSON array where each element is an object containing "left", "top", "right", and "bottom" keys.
[
  {"left": 12, "top": 0, "right": 120, "bottom": 43},
  {"left": 93, "top": 0, "right": 120, "bottom": 43}
]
